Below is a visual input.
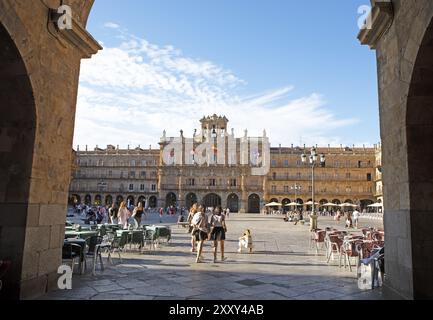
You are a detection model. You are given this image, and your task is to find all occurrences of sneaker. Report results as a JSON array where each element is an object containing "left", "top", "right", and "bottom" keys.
[{"left": 237, "top": 249, "right": 242, "bottom": 253}]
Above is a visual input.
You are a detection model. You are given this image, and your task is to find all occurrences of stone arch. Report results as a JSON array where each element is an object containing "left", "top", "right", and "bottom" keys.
[
  {"left": 105, "top": 195, "right": 113, "bottom": 206},
  {"left": 69, "top": 194, "right": 81, "bottom": 205},
  {"left": 94, "top": 195, "right": 102, "bottom": 206},
  {"left": 360, "top": 199, "right": 374, "bottom": 211},
  {"left": 248, "top": 194, "right": 261, "bottom": 213},
  {"left": 84, "top": 194, "right": 92, "bottom": 205},
  {"left": 0, "top": 0, "right": 100, "bottom": 299},
  {"left": 0, "top": 21, "right": 37, "bottom": 298},
  {"left": 137, "top": 196, "right": 146, "bottom": 207},
  {"left": 126, "top": 195, "right": 135, "bottom": 207},
  {"left": 332, "top": 199, "right": 341, "bottom": 205},
  {"left": 227, "top": 193, "right": 239, "bottom": 213},
  {"left": 166, "top": 192, "right": 177, "bottom": 207},
  {"left": 185, "top": 193, "right": 198, "bottom": 210},
  {"left": 203, "top": 193, "right": 222, "bottom": 208},
  {"left": 116, "top": 195, "right": 124, "bottom": 206},
  {"left": 148, "top": 196, "right": 157, "bottom": 208},
  {"left": 282, "top": 198, "right": 291, "bottom": 206},
  {"left": 404, "top": 14, "right": 433, "bottom": 299}
]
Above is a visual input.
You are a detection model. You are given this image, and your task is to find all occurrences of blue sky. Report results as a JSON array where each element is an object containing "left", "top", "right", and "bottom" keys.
[{"left": 74, "top": 0, "right": 379, "bottom": 148}]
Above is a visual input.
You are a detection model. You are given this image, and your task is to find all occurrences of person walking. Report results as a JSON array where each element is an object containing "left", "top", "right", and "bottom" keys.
[
  {"left": 191, "top": 205, "right": 209, "bottom": 263},
  {"left": 187, "top": 204, "right": 198, "bottom": 253},
  {"left": 117, "top": 201, "right": 131, "bottom": 229},
  {"left": 352, "top": 208, "right": 360, "bottom": 229},
  {"left": 133, "top": 202, "right": 144, "bottom": 226},
  {"left": 108, "top": 203, "right": 118, "bottom": 224},
  {"left": 210, "top": 206, "right": 228, "bottom": 263}
]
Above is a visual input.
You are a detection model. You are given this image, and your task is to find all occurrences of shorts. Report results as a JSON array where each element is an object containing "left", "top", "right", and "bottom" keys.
[
  {"left": 211, "top": 227, "right": 226, "bottom": 241},
  {"left": 193, "top": 230, "right": 208, "bottom": 241}
]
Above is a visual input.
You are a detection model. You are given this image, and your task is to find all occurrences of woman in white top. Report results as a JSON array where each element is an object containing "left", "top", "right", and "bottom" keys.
[
  {"left": 117, "top": 201, "right": 131, "bottom": 229},
  {"left": 210, "top": 206, "right": 228, "bottom": 263},
  {"left": 191, "top": 205, "right": 209, "bottom": 263}
]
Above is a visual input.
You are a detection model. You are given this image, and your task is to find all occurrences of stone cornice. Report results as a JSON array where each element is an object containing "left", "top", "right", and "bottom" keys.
[
  {"left": 358, "top": 0, "right": 394, "bottom": 50},
  {"left": 48, "top": 8, "right": 102, "bottom": 59}
]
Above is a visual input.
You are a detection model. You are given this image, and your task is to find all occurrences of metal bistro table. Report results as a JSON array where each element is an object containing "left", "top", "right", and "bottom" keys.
[
  {"left": 63, "top": 238, "right": 86, "bottom": 274},
  {"left": 146, "top": 226, "right": 171, "bottom": 244},
  {"left": 64, "top": 230, "right": 99, "bottom": 240},
  {"left": 116, "top": 229, "right": 145, "bottom": 250}
]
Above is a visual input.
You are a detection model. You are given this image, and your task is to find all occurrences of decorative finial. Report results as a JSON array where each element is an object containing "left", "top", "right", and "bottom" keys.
[
  {"left": 244, "top": 129, "right": 248, "bottom": 138},
  {"left": 180, "top": 129, "right": 184, "bottom": 137},
  {"left": 231, "top": 128, "right": 235, "bottom": 136},
  {"left": 263, "top": 129, "right": 267, "bottom": 138}
]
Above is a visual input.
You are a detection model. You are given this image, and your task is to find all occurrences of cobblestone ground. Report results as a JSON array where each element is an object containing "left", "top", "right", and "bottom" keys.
[{"left": 41, "top": 213, "right": 384, "bottom": 300}]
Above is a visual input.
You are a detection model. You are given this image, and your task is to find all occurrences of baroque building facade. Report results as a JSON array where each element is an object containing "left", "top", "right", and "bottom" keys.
[{"left": 69, "top": 115, "right": 378, "bottom": 213}]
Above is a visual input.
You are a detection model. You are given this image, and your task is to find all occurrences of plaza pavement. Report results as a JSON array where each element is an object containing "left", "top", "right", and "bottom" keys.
[{"left": 40, "top": 213, "right": 384, "bottom": 300}]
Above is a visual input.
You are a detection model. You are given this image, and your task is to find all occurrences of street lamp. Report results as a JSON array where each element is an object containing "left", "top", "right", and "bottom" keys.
[
  {"left": 291, "top": 184, "right": 302, "bottom": 204},
  {"left": 301, "top": 147, "right": 326, "bottom": 230}
]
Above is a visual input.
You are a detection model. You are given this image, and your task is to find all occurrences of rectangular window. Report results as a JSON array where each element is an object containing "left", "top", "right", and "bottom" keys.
[
  {"left": 271, "top": 160, "right": 277, "bottom": 167},
  {"left": 151, "top": 184, "right": 156, "bottom": 191},
  {"left": 140, "top": 184, "right": 145, "bottom": 191},
  {"left": 296, "top": 160, "right": 302, "bottom": 166},
  {"left": 130, "top": 171, "right": 136, "bottom": 178},
  {"left": 108, "top": 170, "right": 112, "bottom": 177},
  {"left": 129, "top": 184, "right": 134, "bottom": 191},
  {"left": 367, "top": 173, "right": 372, "bottom": 181},
  {"left": 140, "top": 171, "right": 146, "bottom": 178},
  {"left": 230, "top": 179, "right": 237, "bottom": 187},
  {"left": 272, "top": 172, "right": 277, "bottom": 180},
  {"left": 284, "top": 160, "right": 289, "bottom": 167},
  {"left": 209, "top": 179, "right": 216, "bottom": 186},
  {"left": 284, "top": 186, "right": 289, "bottom": 192},
  {"left": 187, "top": 178, "right": 195, "bottom": 186},
  {"left": 131, "top": 160, "right": 136, "bottom": 167},
  {"left": 297, "top": 172, "right": 301, "bottom": 179},
  {"left": 141, "top": 160, "right": 147, "bottom": 166},
  {"left": 271, "top": 186, "right": 277, "bottom": 193}
]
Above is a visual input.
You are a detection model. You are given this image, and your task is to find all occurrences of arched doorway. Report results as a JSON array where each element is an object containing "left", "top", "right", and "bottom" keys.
[
  {"left": 0, "top": 21, "right": 36, "bottom": 299},
  {"left": 227, "top": 194, "right": 239, "bottom": 213},
  {"left": 105, "top": 195, "right": 113, "bottom": 206},
  {"left": 69, "top": 194, "right": 81, "bottom": 205},
  {"left": 360, "top": 199, "right": 374, "bottom": 211},
  {"left": 127, "top": 195, "right": 135, "bottom": 207},
  {"left": 116, "top": 195, "right": 124, "bottom": 206},
  {"left": 248, "top": 194, "right": 261, "bottom": 213},
  {"left": 84, "top": 195, "right": 92, "bottom": 205},
  {"left": 137, "top": 196, "right": 146, "bottom": 206},
  {"left": 344, "top": 199, "right": 353, "bottom": 204},
  {"left": 282, "top": 198, "right": 291, "bottom": 213},
  {"left": 332, "top": 199, "right": 341, "bottom": 205},
  {"left": 149, "top": 196, "right": 157, "bottom": 208},
  {"left": 166, "top": 192, "right": 177, "bottom": 207},
  {"left": 203, "top": 193, "right": 222, "bottom": 208},
  {"left": 185, "top": 193, "right": 198, "bottom": 210},
  {"left": 94, "top": 195, "right": 102, "bottom": 206}
]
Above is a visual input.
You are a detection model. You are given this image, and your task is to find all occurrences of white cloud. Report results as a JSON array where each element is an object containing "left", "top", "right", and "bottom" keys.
[
  {"left": 74, "top": 28, "right": 359, "bottom": 149},
  {"left": 104, "top": 22, "right": 120, "bottom": 29}
]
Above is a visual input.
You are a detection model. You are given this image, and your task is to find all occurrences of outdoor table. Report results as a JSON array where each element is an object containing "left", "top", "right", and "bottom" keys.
[
  {"left": 116, "top": 229, "right": 144, "bottom": 249},
  {"left": 64, "top": 238, "right": 86, "bottom": 273},
  {"left": 64, "top": 230, "right": 99, "bottom": 240},
  {"left": 146, "top": 226, "right": 171, "bottom": 242}
]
